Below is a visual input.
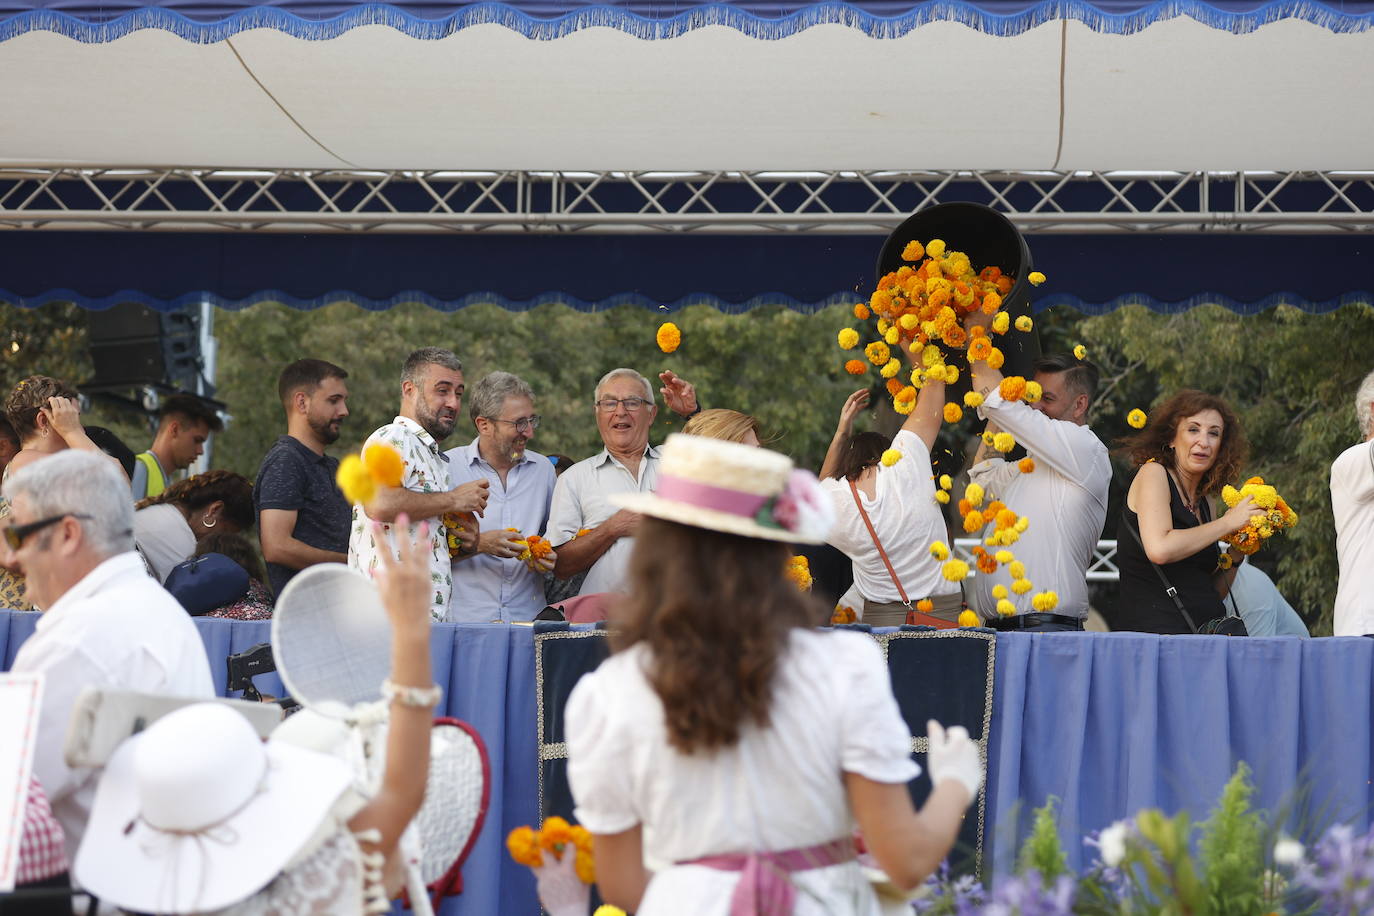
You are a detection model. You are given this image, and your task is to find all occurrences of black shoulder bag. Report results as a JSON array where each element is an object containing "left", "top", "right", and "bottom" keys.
[{"left": 1123, "top": 518, "right": 1248, "bottom": 636}]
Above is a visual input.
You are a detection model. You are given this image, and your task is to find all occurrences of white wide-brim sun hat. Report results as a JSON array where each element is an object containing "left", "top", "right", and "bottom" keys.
[
  {"left": 612, "top": 433, "right": 834, "bottom": 544},
  {"left": 75, "top": 702, "right": 353, "bottom": 914}
]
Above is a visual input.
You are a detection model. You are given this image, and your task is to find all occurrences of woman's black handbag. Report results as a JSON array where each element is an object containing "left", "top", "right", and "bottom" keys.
[{"left": 1124, "top": 520, "right": 1248, "bottom": 636}]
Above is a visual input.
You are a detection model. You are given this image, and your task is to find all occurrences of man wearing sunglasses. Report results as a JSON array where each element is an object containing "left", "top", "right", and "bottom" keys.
[
  {"left": 3, "top": 450, "right": 213, "bottom": 862},
  {"left": 445, "top": 371, "right": 559, "bottom": 623},
  {"left": 545, "top": 367, "right": 700, "bottom": 597}
]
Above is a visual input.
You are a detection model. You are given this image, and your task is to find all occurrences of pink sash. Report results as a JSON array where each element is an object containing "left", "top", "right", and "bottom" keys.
[{"left": 682, "top": 837, "right": 855, "bottom": 915}]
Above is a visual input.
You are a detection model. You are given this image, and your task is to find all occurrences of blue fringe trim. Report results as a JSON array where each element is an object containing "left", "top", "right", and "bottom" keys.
[
  {"left": 4, "top": 287, "right": 1369, "bottom": 314},
  {"left": 1, "top": 1, "right": 1370, "bottom": 44}
]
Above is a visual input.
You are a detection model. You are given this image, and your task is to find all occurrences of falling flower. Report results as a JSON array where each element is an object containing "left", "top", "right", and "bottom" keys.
[
  {"left": 1028, "top": 271, "right": 1046, "bottom": 286},
  {"left": 884, "top": 326, "right": 900, "bottom": 346},
  {"left": 943, "top": 403, "right": 963, "bottom": 423},
  {"left": 838, "top": 328, "right": 860, "bottom": 349},
  {"left": 994, "top": 550, "right": 1014, "bottom": 564},
  {"left": 845, "top": 359, "right": 867, "bottom": 375},
  {"left": 1073, "top": 344, "right": 1088, "bottom": 360},
  {"left": 997, "top": 599, "right": 1017, "bottom": 617},
  {"left": 939, "top": 474, "right": 952, "bottom": 490},
  {"left": 831, "top": 605, "right": 857, "bottom": 625},
  {"left": 934, "top": 490, "right": 950, "bottom": 504},
  {"left": 853, "top": 302, "right": 871, "bottom": 320},
  {"left": 926, "top": 238, "right": 947, "bottom": 258},
  {"left": 865, "top": 341, "right": 891, "bottom": 366},
  {"left": 963, "top": 510, "right": 985, "bottom": 533},
  {"left": 1014, "top": 315, "right": 1034, "bottom": 333},
  {"left": 999, "top": 376, "right": 1027, "bottom": 402},
  {"left": 965, "top": 483, "right": 985, "bottom": 507},
  {"left": 880, "top": 358, "right": 901, "bottom": 379},
  {"left": 1018, "top": 457, "right": 1036, "bottom": 473},
  {"left": 992, "top": 311, "right": 1010, "bottom": 334},
  {"left": 968, "top": 337, "right": 993, "bottom": 362},
  {"left": 784, "top": 555, "right": 813, "bottom": 591},
  {"left": 901, "top": 240, "right": 925, "bottom": 261},
  {"left": 929, "top": 541, "right": 950, "bottom": 561},
  {"left": 982, "top": 431, "right": 996, "bottom": 446},
  {"left": 656, "top": 322, "right": 682, "bottom": 353},
  {"left": 1031, "top": 591, "right": 1060, "bottom": 612},
  {"left": 993, "top": 432, "right": 1016, "bottom": 453},
  {"left": 881, "top": 449, "right": 903, "bottom": 467},
  {"left": 964, "top": 391, "right": 984, "bottom": 408},
  {"left": 986, "top": 348, "right": 1005, "bottom": 370},
  {"left": 1023, "top": 381, "right": 1043, "bottom": 403},
  {"left": 943, "top": 365, "right": 960, "bottom": 384},
  {"left": 957, "top": 609, "right": 980, "bottom": 627},
  {"left": 1008, "top": 560, "right": 1027, "bottom": 580},
  {"left": 991, "top": 584, "right": 1009, "bottom": 599},
  {"left": 363, "top": 442, "right": 405, "bottom": 488},
  {"left": 336, "top": 455, "right": 376, "bottom": 506},
  {"left": 942, "top": 559, "right": 970, "bottom": 582},
  {"left": 1011, "top": 578, "right": 1033, "bottom": 595},
  {"left": 1127, "top": 408, "right": 1147, "bottom": 429},
  {"left": 916, "top": 598, "right": 935, "bottom": 613}
]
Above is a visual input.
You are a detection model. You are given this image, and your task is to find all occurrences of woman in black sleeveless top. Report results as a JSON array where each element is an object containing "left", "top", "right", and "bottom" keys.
[{"left": 1113, "top": 391, "right": 1265, "bottom": 634}]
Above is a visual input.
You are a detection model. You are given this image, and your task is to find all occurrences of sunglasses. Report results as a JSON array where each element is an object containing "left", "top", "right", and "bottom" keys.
[{"left": 4, "top": 513, "right": 91, "bottom": 550}]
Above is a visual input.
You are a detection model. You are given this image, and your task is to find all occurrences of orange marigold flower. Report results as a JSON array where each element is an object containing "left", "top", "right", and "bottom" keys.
[
  {"left": 886, "top": 377, "right": 904, "bottom": 396},
  {"left": 995, "top": 508, "right": 1018, "bottom": 530},
  {"left": 957, "top": 498, "right": 972, "bottom": 516},
  {"left": 976, "top": 553, "right": 998, "bottom": 574},
  {"left": 507, "top": 826, "right": 544, "bottom": 867},
  {"left": 575, "top": 848, "right": 596, "bottom": 884},
  {"left": 981, "top": 291, "right": 1003, "bottom": 315},
  {"left": 1018, "top": 457, "right": 1036, "bottom": 473},
  {"left": 943, "top": 403, "right": 963, "bottom": 423},
  {"left": 540, "top": 816, "right": 574, "bottom": 854},
  {"left": 986, "top": 500, "right": 1006, "bottom": 517},
  {"left": 901, "top": 240, "right": 925, "bottom": 261},
  {"left": 963, "top": 511, "right": 985, "bottom": 533},
  {"left": 999, "top": 376, "right": 1027, "bottom": 402},
  {"left": 943, "top": 326, "right": 967, "bottom": 348},
  {"left": 656, "top": 322, "right": 682, "bottom": 354},
  {"left": 928, "top": 287, "right": 952, "bottom": 310},
  {"left": 845, "top": 359, "right": 867, "bottom": 376},
  {"left": 968, "top": 337, "right": 993, "bottom": 362},
  {"left": 832, "top": 605, "right": 857, "bottom": 625},
  {"left": 854, "top": 302, "right": 871, "bottom": 320},
  {"left": 916, "top": 598, "right": 935, "bottom": 613},
  {"left": 894, "top": 385, "right": 918, "bottom": 404}
]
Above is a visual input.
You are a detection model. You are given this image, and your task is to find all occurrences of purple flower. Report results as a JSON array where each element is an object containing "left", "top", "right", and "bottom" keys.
[
  {"left": 962, "top": 870, "right": 1075, "bottom": 916},
  {"left": 1293, "top": 823, "right": 1374, "bottom": 915}
]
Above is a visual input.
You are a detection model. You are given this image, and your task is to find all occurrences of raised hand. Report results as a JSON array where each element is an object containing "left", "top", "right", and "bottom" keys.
[
  {"left": 836, "top": 389, "right": 870, "bottom": 434},
  {"left": 659, "top": 370, "right": 698, "bottom": 418},
  {"left": 41, "top": 397, "right": 83, "bottom": 442},
  {"left": 372, "top": 516, "right": 431, "bottom": 637},
  {"left": 926, "top": 719, "right": 982, "bottom": 807}
]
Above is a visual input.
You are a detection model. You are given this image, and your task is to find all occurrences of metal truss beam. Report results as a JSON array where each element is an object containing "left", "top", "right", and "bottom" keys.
[{"left": 1, "top": 169, "right": 1371, "bottom": 234}]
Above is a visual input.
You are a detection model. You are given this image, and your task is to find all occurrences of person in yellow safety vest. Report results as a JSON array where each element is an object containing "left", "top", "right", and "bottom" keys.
[{"left": 131, "top": 395, "right": 223, "bottom": 500}]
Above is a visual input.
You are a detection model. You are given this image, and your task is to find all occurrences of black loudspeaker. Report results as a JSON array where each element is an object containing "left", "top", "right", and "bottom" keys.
[{"left": 86, "top": 303, "right": 203, "bottom": 391}]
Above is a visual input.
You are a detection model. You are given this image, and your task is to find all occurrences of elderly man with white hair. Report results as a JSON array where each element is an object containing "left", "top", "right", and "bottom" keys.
[
  {"left": 546, "top": 368, "right": 699, "bottom": 596},
  {"left": 1332, "top": 367, "right": 1374, "bottom": 636},
  {"left": 3, "top": 450, "right": 213, "bottom": 862}
]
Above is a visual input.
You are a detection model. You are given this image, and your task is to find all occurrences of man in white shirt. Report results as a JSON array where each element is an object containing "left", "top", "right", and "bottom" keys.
[
  {"left": 3, "top": 451, "right": 213, "bottom": 862},
  {"left": 546, "top": 368, "right": 698, "bottom": 596},
  {"left": 447, "top": 372, "right": 558, "bottom": 623},
  {"left": 1332, "top": 368, "right": 1374, "bottom": 637},
  {"left": 964, "top": 315, "right": 1112, "bottom": 630}
]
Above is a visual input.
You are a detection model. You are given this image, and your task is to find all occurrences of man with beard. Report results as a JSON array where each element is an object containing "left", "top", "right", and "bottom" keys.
[
  {"left": 349, "top": 347, "right": 489, "bottom": 621},
  {"left": 255, "top": 358, "right": 355, "bottom": 595},
  {"left": 445, "top": 371, "right": 558, "bottom": 622}
]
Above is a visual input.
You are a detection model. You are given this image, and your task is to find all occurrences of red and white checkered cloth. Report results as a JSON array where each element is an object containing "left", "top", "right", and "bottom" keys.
[{"left": 17, "top": 776, "right": 66, "bottom": 884}]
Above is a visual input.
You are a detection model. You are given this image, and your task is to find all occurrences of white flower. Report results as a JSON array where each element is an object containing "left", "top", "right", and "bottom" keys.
[
  {"left": 1273, "top": 836, "right": 1305, "bottom": 866},
  {"left": 1099, "top": 820, "right": 1130, "bottom": 867}
]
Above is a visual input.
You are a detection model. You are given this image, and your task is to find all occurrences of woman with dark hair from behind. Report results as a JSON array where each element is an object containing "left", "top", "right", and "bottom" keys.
[
  {"left": 1113, "top": 389, "right": 1265, "bottom": 633},
  {"left": 563, "top": 435, "right": 979, "bottom": 914},
  {"left": 134, "top": 470, "right": 255, "bottom": 582},
  {"left": 816, "top": 340, "right": 958, "bottom": 625}
]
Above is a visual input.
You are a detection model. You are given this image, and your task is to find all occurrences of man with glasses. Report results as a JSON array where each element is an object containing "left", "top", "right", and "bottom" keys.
[
  {"left": 545, "top": 368, "right": 699, "bottom": 597},
  {"left": 3, "top": 451, "right": 212, "bottom": 862},
  {"left": 445, "top": 371, "right": 558, "bottom": 622}
]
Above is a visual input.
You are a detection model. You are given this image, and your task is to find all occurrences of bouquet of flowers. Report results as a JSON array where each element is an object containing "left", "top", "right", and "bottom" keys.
[
  {"left": 507, "top": 816, "right": 602, "bottom": 916},
  {"left": 1221, "top": 476, "right": 1299, "bottom": 557},
  {"left": 785, "top": 554, "right": 813, "bottom": 591}
]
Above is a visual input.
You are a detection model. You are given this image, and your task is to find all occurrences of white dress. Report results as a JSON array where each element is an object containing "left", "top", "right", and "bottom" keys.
[{"left": 565, "top": 628, "right": 918, "bottom": 915}]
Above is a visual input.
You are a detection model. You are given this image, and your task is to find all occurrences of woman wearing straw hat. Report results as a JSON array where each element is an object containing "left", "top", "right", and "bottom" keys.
[
  {"left": 564, "top": 433, "right": 981, "bottom": 915},
  {"left": 73, "top": 518, "right": 438, "bottom": 915}
]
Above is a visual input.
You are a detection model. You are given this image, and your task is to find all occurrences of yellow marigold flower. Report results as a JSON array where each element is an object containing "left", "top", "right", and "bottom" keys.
[
  {"left": 876, "top": 318, "right": 890, "bottom": 335},
  {"left": 1031, "top": 591, "right": 1060, "bottom": 612},
  {"left": 884, "top": 327, "right": 900, "bottom": 346},
  {"left": 1014, "top": 315, "right": 1034, "bottom": 333},
  {"left": 899, "top": 313, "right": 919, "bottom": 331},
  {"left": 994, "top": 550, "right": 1013, "bottom": 565},
  {"left": 1127, "top": 408, "right": 1147, "bottom": 429},
  {"left": 1014, "top": 516, "right": 1030, "bottom": 533},
  {"left": 1217, "top": 552, "right": 1234, "bottom": 571},
  {"left": 1028, "top": 271, "right": 1046, "bottom": 286},
  {"left": 943, "top": 403, "right": 963, "bottom": 423},
  {"left": 656, "top": 322, "right": 682, "bottom": 354},
  {"left": 994, "top": 508, "right": 1018, "bottom": 530},
  {"left": 999, "top": 376, "right": 1027, "bottom": 402},
  {"left": 363, "top": 442, "right": 405, "bottom": 488},
  {"left": 832, "top": 605, "right": 857, "bottom": 625},
  {"left": 593, "top": 906, "right": 628, "bottom": 916},
  {"left": 1008, "top": 560, "right": 1027, "bottom": 580},
  {"left": 865, "top": 341, "right": 891, "bottom": 366},
  {"left": 957, "top": 609, "right": 980, "bottom": 627},
  {"left": 934, "top": 489, "right": 950, "bottom": 504},
  {"left": 336, "top": 454, "right": 377, "bottom": 507},
  {"left": 1023, "top": 381, "right": 1043, "bottom": 403},
  {"left": 939, "top": 474, "right": 952, "bottom": 490},
  {"left": 991, "top": 311, "right": 1010, "bottom": 335},
  {"left": 981, "top": 291, "right": 1003, "bottom": 315},
  {"left": 997, "top": 599, "right": 1017, "bottom": 617},
  {"left": 893, "top": 397, "right": 915, "bottom": 415},
  {"left": 881, "top": 358, "right": 901, "bottom": 379},
  {"left": 929, "top": 541, "right": 950, "bottom": 561},
  {"left": 901, "top": 240, "right": 925, "bottom": 261},
  {"left": 921, "top": 345, "right": 943, "bottom": 367},
  {"left": 964, "top": 483, "right": 985, "bottom": 507},
  {"left": 1018, "top": 457, "right": 1036, "bottom": 473},
  {"left": 993, "top": 432, "right": 1016, "bottom": 453},
  {"left": 943, "top": 365, "right": 960, "bottom": 384},
  {"left": 507, "top": 826, "right": 544, "bottom": 867},
  {"left": 964, "top": 391, "right": 984, "bottom": 408},
  {"left": 844, "top": 359, "right": 867, "bottom": 376},
  {"left": 982, "top": 430, "right": 996, "bottom": 447},
  {"left": 1073, "top": 344, "right": 1088, "bottom": 360},
  {"left": 926, "top": 239, "right": 947, "bottom": 258},
  {"left": 991, "top": 584, "right": 1009, "bottom": 600},
  {"left": 784, "top": 555, "right": 813, "bottom": 591},
  {"left": 1011, "top": 578, "right": 1033, "bottom": 595},
  {"left": 941, "top": 558, "right": 970, "bottom": 582},
  {"left": 854, "top": 302, "right": 871, "bottom": 320},
  {"left": 880, "top": 449, "right": 903, "bottom": 467},
  {"left": 962, "top": 510, "right": 985, "bottom": 533},
  {"left": 837, "top": 328, "right": 860, "bottom": 349},
  {"left": 987, "top": 348, "right": 1005, "bottom": 370}
]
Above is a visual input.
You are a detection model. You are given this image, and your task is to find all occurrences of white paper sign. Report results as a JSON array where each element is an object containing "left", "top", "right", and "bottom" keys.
[{"left": 0, "top": 672, "right": 44, "bottom": 892}]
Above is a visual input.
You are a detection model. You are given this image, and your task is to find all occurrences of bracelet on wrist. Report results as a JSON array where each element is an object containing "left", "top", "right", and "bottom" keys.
[{"left": 381, "top": 679, "right": 442, "bottom": 709}]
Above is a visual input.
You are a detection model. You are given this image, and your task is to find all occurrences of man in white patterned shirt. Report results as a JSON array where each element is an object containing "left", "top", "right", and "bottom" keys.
[{"left": 348, "top": 347, "right": 488, "bottom": 621}]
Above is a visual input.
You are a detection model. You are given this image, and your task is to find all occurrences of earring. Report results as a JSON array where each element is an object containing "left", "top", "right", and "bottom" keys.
[{"left": 202, "top": 517, "right": 217, "bottom": 530}]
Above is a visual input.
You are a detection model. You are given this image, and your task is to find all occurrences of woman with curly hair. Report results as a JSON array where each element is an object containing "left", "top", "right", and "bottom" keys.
[
  {"left": 563, "top": 434, "right": 980, "bottom": 915},
  {"left": 1113, "top": 390, "right": 1264, "bottom": 634},
  {"left": 134, "top": 470, "right": 254, "bottom": 582}
]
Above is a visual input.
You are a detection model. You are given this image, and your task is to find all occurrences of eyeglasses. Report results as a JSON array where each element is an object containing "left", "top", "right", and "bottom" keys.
[
  {"left": 484, "top": 415, "right": 541, "bottom": 433},
  {"left": 4, "top": 513, "right": 91, "bottom": 550},
  {"left": 595, "top": 397, "right": 649, "bottom": 413}
]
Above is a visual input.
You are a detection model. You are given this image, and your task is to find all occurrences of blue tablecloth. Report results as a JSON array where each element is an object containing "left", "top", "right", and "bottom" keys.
[{"left": 4, "top": 611, "right": 1371, "bottom": 914}]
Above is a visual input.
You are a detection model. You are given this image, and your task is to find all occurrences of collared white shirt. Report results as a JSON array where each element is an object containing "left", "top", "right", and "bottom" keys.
[
  {"left": 348, "top": 416, "right": 453, "bottom": 622},
  {"left": 969, "top": 391, "right": 1111, "bottom": 619},
  {"left": 11, "top": 552, "right": 214, "bottom": 863},
  {"left": 445, "top": 439, "right": 557, "bottom": 623},
  {"left": 1332, "top": 439, "right": 1374, "bottom": 636},
  {"left": 544, "top": 445, "right": 661, "bottom": 596}
]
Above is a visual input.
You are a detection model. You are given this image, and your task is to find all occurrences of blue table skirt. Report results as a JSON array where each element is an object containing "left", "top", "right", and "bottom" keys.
[{"left": 4, "top": 611, "right": 1371, "bottom": 914}]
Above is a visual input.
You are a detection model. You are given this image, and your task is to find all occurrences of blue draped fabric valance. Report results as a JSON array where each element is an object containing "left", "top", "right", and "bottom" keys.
[
  {"left": 0, "top": 230, "right": 1370, "bottom": 315},
  {"left": 1, "top": 0, "right": 1372, "bottom": 42}
]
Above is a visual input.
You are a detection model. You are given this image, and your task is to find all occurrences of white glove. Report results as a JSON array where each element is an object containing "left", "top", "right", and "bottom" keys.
[
  {"left": 926, "top": 719, "right": 982, "bottom": 806},
  {"left": 531, "top": 847, "right": 590, "bottom": 916}
]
